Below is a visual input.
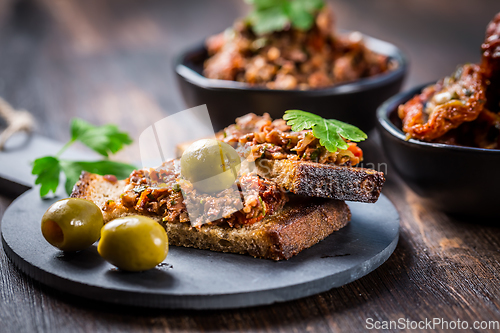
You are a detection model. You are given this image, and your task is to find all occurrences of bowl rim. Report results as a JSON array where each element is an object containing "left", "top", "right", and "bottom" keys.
[
  {"left": 175, "top": 31, "right": 408, "bottom": 96},
  {"left": 377, "top": 83, "right": 500, "bottom": 154}
]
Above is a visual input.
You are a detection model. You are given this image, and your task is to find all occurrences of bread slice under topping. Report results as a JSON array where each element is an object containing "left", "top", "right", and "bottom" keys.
[{"left": 71, "top": 172, "right": 351, "bottom": 260}]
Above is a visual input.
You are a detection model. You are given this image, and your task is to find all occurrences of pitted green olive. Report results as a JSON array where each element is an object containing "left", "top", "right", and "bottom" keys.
[
  {"left": 41, "top": 198, "right": 104, "bottom": 252},
  {"left": 180, "top": 139, "right": 241, "bottom": 193},
  {"left": 97, "top": 216, "right": 168, "bottom": 272}
]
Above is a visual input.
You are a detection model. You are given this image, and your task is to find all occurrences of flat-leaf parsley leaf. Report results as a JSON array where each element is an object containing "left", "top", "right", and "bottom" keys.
[
  {"left": 283, "top": 110, "right": 367, "bottom": 152},
  {"left": 70, "top": 118, "right": 133, "bottom": 157},
  {"left": 245, "top": 0, "right": 324, "bottom": 35},
  {"left": 32, "top": 156, "right": 61, "bottom": 197},
  {"left": 32, "top": 118, "right": 135, "bottom": 197}
]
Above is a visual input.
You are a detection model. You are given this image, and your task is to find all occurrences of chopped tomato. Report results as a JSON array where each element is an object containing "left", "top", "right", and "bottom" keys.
[{"left": 347, "top": 142, "right": 363, "bottom": 159}]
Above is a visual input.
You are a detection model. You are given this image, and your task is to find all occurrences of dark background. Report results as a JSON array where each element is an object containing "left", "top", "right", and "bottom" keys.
[
  {"left": 1, "top": 1, "right": 500, "bottom": 332},
  {"left": 0, "top": 0, "right": 499, "bottom": 147}
]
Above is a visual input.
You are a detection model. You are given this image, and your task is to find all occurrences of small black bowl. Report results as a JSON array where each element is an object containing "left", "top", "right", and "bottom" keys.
[
  {"left": 175, "top": 33, "right": 407, "bottom": 132},
  {"left": 377, "top": 84, "right": 500, "bottom": 218}
]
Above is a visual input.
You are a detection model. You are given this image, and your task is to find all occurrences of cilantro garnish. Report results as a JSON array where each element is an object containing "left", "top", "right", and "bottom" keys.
[
  {"left": 283, "top": 110, "right": 367, "bottom": 152},
  {"left": 245, "top": 0, "right": 324, "bottom": 35},
  {"left": 32, "top": 118, "right": 135, "bottom": 197}
]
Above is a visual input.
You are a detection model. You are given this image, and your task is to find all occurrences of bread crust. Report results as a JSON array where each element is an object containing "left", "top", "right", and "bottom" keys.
[
  {"left": 256, "top": 159, "right": 385, "bottom": 203},
  {"left": 72, "top": 172, "right": 350, "bottom": 260}
]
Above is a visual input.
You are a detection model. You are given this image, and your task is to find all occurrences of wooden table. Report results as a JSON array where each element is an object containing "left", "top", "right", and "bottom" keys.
[{"left": 1, "top": 0, "right": 500, "bottom": 332}]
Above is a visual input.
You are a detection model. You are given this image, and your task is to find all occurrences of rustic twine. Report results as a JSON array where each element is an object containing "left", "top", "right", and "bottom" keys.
[{"left": 0, "top": 98, "right": 35, "bottom": 150}]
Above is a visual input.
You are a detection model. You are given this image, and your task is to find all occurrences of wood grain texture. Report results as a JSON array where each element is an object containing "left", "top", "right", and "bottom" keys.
[{"left": 1, "top": 0, "right": 500, "bottom": 332}]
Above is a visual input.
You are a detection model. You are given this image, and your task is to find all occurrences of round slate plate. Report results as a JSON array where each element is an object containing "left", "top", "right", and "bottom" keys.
[{"left": 1, "top": 189, "right": 399, "bottom": 309}]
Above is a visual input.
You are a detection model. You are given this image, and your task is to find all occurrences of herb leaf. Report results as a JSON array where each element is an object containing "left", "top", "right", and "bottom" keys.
[
  {"left": 32, "top": 118, "right": 135, "bottom": 197},
  {"left": 328, "top": 119, "right": 368, "bottom": 142},
  {"left": 287, "top": 1, "right": 315, "bottom": 30},
  {"left": 70, "top": 118, "right": 133, "bottom": 157},
  {"left": 60, "top": 160, "right": 136, "bottom": 195},
  {"left": 32, "top": 156, "right": 61, "bottom": 197},
  {"left": 297, "top": 0, "right": 324, "bottom": 12},
  {"left": 248, "top": 6, "right": 290, "bottom": 35},
  {"left": 245, "top": 0, "right": 324, "bottom": 35},
  {"left": 283, "top": 110, "right": 367, "bottom": 152},
  {"left": 245, "top": 0, "right": 282, "bottom": 10}
]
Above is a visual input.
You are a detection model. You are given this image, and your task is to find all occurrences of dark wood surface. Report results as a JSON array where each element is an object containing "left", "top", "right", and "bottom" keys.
[{"left": 1, "top": 0, "right": 500, "bottom": 332}]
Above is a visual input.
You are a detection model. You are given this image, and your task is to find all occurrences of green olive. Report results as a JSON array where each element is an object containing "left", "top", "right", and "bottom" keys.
[
  {"left": 181, "top": 139, "right": 241, "bottom": 193},
  {"left": 41, "top": 198, "right": 104, "bottom": 252},
  {"left": 97, "top": 216, "right": 168, "bottom": 272}
]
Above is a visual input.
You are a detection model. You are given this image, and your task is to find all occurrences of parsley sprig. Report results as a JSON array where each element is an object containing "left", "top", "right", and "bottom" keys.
[
  {"left": 32, "top": 119, "right": 136, "bottom": 197},
  {"left": 283, "top": 110, "right": 367, "bottom": 152},
  {"left": 245, "top": 0, "right": 324, "bottom": 35}
]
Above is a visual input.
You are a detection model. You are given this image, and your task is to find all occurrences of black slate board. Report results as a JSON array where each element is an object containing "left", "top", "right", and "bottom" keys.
[{"left": 1, "top": 189, "right": 399, "bottom": 309}]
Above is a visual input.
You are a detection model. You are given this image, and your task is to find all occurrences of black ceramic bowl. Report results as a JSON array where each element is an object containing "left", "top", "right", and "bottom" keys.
[
  {"left": 175, "top": 33, "right": 407, "bottom": 132},
  {"left": 377, "top": 84, "right": 500, "bottom": 218}
]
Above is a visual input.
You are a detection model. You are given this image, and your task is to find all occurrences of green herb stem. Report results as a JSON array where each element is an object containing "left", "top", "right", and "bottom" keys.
[{"left": 56, "top": 139, "right": 75, "bottom": 158}]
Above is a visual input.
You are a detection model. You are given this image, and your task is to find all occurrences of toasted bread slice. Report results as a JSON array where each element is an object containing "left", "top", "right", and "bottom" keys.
[
  {"left": 255, "top": 159, "right": 385, "bottom": 203},
  {"left": 177, "top": 145, "right": 385, "bottom": 203},
  {"left": 72, "top": 172, "right": 351, "bottom": 260}
]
